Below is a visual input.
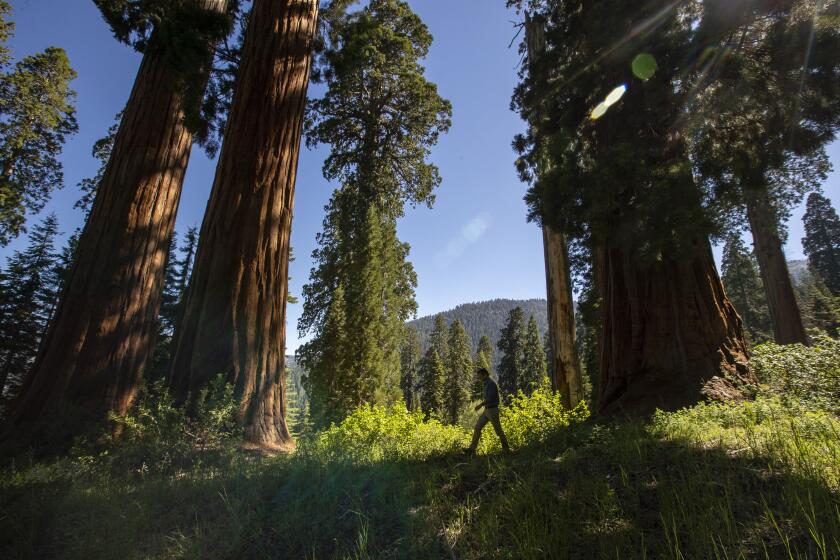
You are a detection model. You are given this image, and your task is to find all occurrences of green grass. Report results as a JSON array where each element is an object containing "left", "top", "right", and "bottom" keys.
[{"left": 1, "top": 391, "right": 838, "bottom": 558}]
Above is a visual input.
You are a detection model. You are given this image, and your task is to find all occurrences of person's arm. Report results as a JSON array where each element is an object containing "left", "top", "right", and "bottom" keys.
[{"left": 474, "top": 401, "right": 485, "bottom": 411}]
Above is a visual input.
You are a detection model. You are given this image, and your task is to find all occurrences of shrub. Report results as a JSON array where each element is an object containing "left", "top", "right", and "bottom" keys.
[
  {"left": 750, "top": 334, "right": 840, "bottom": 414},
  {"left": 72, "top": 376, "right": 241, "bottom": 478},
  {"left": 476, "top": 388, "right": 590, "bottom": 453},
  {"left": 298, "top": 404, "right": 466, "bottom": 465}
]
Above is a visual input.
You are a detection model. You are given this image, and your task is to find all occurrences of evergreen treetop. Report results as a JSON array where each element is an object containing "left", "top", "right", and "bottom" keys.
[
  {"left": 0, "top": 5, "right": 77, "bottom": 245},
  {"left": 803, "top": 192, "right": 840, "bottom": 296}
]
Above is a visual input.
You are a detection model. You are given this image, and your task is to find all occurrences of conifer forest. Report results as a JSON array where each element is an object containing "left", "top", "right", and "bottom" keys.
[{"left": 1, "top": 0, "right": 840, "bottom": 558}]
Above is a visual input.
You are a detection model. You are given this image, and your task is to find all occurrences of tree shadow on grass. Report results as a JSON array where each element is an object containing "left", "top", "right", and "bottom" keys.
[{"left": 1, "top": 423, "right": 838, "bottom": 560}]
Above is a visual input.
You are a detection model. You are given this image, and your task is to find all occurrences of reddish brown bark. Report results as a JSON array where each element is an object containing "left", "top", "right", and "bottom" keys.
[
  {"left": 597, "top": 239, "right": 754, "bottom": 415},
  {"left": 169, "top": 0, "right": 319, "bottom": 450},
  {"left": 526, "top": 13, "right": 583, "bottom": 409},
  {"left": 746, "top": 191, "right": 809, "bottom": 345},
  {"left": 543, "top": 226, "right": 583, "bottom": 408},
  {"left": 2, "top": 0, "right": 228, "bottom": 438}
]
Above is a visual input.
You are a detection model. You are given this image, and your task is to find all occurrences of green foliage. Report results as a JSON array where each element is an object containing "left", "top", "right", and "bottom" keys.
[
  {"left": 721, "top": 233, "right": 773, "bottom": 344},
  {"left": 91, "top": 376, "right": 241, "bottom": 477},
  {"left": 497, "top": 306, "right": 525, "bottom": 400},
  {"left": 93, "top": 0, "right": 243, "bottom": 152},
  {"left": 750, "top": 334, "right": 840, "bottom": 415},
  {"left": 803, "top": 192, "right": 840, "bottom": 296},
  {"left": 0, "top": 213, "right": 62, "bottom": 411},
  {"left": 0, "top": 7, "right": 77, "bottom": 244},
  {"left": 476, "top": 389, "right": 589, "bottom": 454},
  {"left": 298, "top": 404, "right": 464, "bottom": 465},
  {"left": 408, "top": 298, "right": 548, "bottom": 370},
  {"left": 519, "top": 315, "right": 548, "bottom": 394},
  {"left": 794, "top": 266, "right": 840, "bottom": 336},
  {"left": 75, "top": 112, "right": 120, "bottom": 215},
  {"left": 399, "top": 325, "right": 421, "bottom": 411},
  {"left": 299, "top": 0, "right": 449, "bottom": 429},
  {"left": 443, "top": 320, "right": 473, "bottom": 424},
  {"left": 148, "top": 226, "right": 198, "bottom": 381},
  {"left": 418, "top": 347, "right": 445, "bottom": 418}
]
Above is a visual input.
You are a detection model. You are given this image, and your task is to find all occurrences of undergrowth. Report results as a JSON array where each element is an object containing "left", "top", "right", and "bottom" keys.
[{"left": 1, "top": 344, "right": 838, "bottom": 559}]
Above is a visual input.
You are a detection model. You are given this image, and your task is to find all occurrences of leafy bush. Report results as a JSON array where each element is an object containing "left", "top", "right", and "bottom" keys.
[
  {"left": 72, "top": 376, "right": 241, "bottom": 478},
  {"left": 476, "top": 388, "right": 590, "bottom": 453},
  {"left": 300, "top": 390, "right": 590, "bottom": 466},
  {"left": 298, "top": 404, "right": 465, "bottom": 465},
  {"left": 750, "top": 334, "right": 840, "bottom": 414}
]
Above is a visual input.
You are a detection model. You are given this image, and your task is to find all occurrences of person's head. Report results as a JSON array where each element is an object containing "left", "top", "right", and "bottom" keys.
[{"left": 477, "top": 368, "right": 490, "bottom": 380}]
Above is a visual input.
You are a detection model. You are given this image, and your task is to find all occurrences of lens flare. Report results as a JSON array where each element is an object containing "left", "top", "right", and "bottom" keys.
[
  {"left": 590, "top": 102, "right": 609, "bottom": 120},
  {"left": 604, "top": 85, "right": 627, "bottom": 107}
]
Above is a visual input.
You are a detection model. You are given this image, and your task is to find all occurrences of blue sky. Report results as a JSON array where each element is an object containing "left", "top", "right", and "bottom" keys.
[{"left": 5, "top": 0, "right": 840, "bottom": 352}]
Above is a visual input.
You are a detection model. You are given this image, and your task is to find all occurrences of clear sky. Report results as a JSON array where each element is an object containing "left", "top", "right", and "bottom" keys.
[{"left": 5, "top": 0, "right": 840, "bottom": 353}]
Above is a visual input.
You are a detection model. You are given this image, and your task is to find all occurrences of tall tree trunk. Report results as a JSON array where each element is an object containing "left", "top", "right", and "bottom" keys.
[
  {"left": 543, "top": 226, "right": 583, "bottom": 408},
  {"left": 2, "top": 0, "right": 228, "bottom": 438},
  {"left": 169, "top": 0, "right": 319, "bottom": 450},
  {"left": 597, "top": 238, "right": 754, "bottom": 415},
  {"left": 745, "top": 190, "right": 809, "bottom": 345},
  {"left": 525, "top": 13, "right": 583, "bottom": 408}
]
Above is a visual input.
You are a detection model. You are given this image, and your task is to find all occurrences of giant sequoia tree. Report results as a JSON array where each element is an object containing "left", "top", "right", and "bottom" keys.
[
  {"left": 692, "top": 0, "right": 840, "bottom": 345},
  {"left": 297, "top": 0, "right": 451, "bottom": 427},
  {"left": 3, "top": 0, "right": 235, "bottom": 439},
  {"left": 169, "top": 0, "right": 320, "bottom": 449},
  {"left": 511, "top": 0, "right": 758, "bottom": 413}
]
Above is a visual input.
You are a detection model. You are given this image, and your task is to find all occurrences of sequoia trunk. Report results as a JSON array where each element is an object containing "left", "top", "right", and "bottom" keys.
[
  {"left": 543, "top": 227, "right": 583, "bottom": 408},
  {"left": 526, "top": 13, "right": 583, "bottom": 408},
  {"left": 597, "top": 239, "right": 753, "bottom": 414},
  {"left": 2, "top": 0, "right": 228, "bottom": 437},
  {"left": 169, "top": 0, "right": 319, "bottom": 450},
  {"left": 745, "top": 191, "right": 809, "bottom": 345}
]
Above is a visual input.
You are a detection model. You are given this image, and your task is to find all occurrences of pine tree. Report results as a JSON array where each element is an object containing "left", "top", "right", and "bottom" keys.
[
  {"left": 794, "top": 268, "right": 840, "bottom": 337},
  {"left": 443, "top": 320, "right": 473, "bottom": 424},
  {"left": 0, "top": 3, "right": 77, "bottom": 245},
  {"left": 803, "top": 192, "right": 840, "bottom": 297},
  {"left": 473, "top": 335, "right": 493, "bottom": 399},
  {"left": 0, "top": 214, "right": 61, "bottom": 405},
  {"left": 298, "top": 0, "right": 450, "bottom": 427},
  {"left": 520, "top": 315, "right": 547, "bottom": 395},
  {"left": 400, "top": 326, "right": 421, "bottom": 411},
  {"left": 148, "top": 227, "right": 197, "bottom": 382},
  {"left": 418, "top": 348, "right": 444, "bottom": 418},
  {"left": 429, "top": 314, "right": 449, "bottom": 363},
  {"left": 5, "top": 0, "right": 237, "bottom": 442},
  {"left": 497, "top": 307, "right": 525, "bottom": 401},
  {"left": 75, "top": 114, "right": 120, "bottom": 216},
  {"left": 721, "top": 234, "right": 772, "bottom": 345}
]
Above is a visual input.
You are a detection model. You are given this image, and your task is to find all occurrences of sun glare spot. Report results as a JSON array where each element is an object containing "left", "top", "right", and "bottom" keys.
[
  {"left": 591, "top": 102, "right": 609, "bottom": 120},
  {"left": 605, "top": 85, "right": 627, "bottom": 107}
]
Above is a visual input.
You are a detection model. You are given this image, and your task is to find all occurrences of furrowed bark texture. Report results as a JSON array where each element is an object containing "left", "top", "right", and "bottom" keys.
[
  {"left": 526, "top": 13, "right": 583, "bottom": 408},
  {"left": 2, "top": 0, "right": 228, "bottom": 436},
  {"left": 597, "top": 239, "right": 754, "bottom": 415},
  {"left": 746, "top": 191, "right": 809, "bottom": 345},
  {"left": 543, "top": 227, "right": 583, "bottom": 408},
  {"left": 169, "top": 0, "right": 318, "bottom": 450}
]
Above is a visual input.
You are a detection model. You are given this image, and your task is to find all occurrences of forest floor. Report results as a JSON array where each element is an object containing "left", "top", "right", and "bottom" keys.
[{"left": 1, "top": 393, "right": 838, "bottom": 559}]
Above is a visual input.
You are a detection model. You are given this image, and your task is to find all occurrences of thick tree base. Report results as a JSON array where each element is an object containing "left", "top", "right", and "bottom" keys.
[{"left": 596, "top": 240, "right": 754, "bottom": 416}]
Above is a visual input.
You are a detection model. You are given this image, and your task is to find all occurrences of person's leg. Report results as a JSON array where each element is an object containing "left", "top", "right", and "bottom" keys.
[
  {"left": 468, "top": 410, "right": 489, "bottom": 451},
  {"left": 486, "top": 407, "right": 510, "bottom": 451}
]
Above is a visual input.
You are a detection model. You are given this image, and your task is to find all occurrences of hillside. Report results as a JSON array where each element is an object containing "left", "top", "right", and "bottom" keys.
[{"left": 408, "top": 298, "right": 549, "bottom": 360}]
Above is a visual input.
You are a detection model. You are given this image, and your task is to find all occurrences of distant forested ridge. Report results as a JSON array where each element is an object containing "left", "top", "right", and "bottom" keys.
[{"left": 408, "top": 299, "right": 548, "bottom": 366}]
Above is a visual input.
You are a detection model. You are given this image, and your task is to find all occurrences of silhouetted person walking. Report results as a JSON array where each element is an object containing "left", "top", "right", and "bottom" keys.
[{"left": 465, "top": 368, "right": 510, "bottom": 454}]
